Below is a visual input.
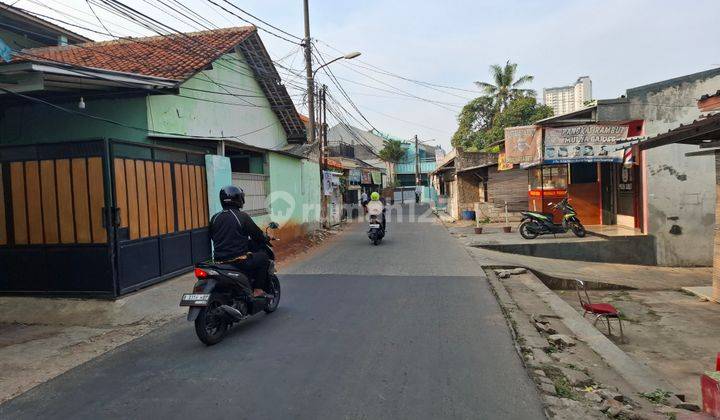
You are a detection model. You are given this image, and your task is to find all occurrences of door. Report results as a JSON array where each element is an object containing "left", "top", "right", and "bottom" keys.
[
  {"left": 616, "top": 165, "right": 636, "bottom": 228},
  {"left": 600, "top": 163, "right": 616, "bottom": 225},
  {"left": 110, "top": 143, "right": 210, "bottom": 295}
]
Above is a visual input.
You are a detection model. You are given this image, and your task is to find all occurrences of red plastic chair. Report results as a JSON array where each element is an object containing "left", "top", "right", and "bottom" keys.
[{"left": 574, "top": 279, "right": 624, "bottom": 342}]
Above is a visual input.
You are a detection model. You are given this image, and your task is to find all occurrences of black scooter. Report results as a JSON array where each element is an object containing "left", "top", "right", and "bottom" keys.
[
  {"left": 367, "top": 214, "right": 384, "bottom": 245},
  {"left": 180, "top": 222, "right": 281, "bottom": 345},
  {"left": 518, "top": 197, "right": 586, "bottom": 239}
]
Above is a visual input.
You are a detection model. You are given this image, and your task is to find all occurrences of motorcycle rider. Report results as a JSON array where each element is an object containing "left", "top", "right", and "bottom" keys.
[
  {"left": 366, "top": 191, "right": 386, "bottom": 231},
  {"left": 209, "top": 185, "right": 270, "bottom": 298},
  {"left": 360, "top": 190, "right": 369, "bottom": 213}
]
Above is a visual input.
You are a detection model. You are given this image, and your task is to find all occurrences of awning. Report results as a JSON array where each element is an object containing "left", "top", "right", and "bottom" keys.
[
  {"left": 456, "top": 163, "right": 493, "bottom": 173},
  {"left": 621, "top": 114, "right": 720, "bottom": 151}
]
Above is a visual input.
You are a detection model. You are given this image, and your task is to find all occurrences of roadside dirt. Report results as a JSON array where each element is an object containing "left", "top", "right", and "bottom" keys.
[{"left": 559, "top": 289, "right": 720, "bottom": 405}]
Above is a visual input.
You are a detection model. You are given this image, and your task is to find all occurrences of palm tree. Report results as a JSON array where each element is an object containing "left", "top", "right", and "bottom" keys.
[
  {"left": 475, "top": 61, "right": 536, "bottom": 110},
  {"left": 378, "top": 139, "right": 406, "bottom": 185}
]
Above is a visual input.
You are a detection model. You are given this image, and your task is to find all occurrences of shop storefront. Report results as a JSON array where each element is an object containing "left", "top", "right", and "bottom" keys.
[{"left": 505, "top": 121, "right": 643, "bottom": 228}]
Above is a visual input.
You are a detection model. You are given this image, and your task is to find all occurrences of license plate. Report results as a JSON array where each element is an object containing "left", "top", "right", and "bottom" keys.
[
  {"left": 180, "top": 293, "right": 210, "bottom": 306},
  {"left": 369, "top": 224, "right": 381, "bottom": 228}
]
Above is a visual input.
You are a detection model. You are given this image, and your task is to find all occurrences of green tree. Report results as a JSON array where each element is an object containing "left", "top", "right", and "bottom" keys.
[
  {"left": 378, "top": 139, "right": 406, "bottom": 184},
  {"left": 378, "top": 139, "right": 405, "bottom": 163},
  {"left": 475, "top": 61, "right": 536, "bottom": 110},
  {"left": 451, "top": 96, "right": 495, "bottom": 149},
  {"left": 483, "top": 96, "right": 554, "bottom": 144}
]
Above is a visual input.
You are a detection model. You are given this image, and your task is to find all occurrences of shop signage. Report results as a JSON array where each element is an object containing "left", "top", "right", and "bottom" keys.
[
  {"left": 504, "top": 125, "right": 542, "bottom": 166},
  {"left": 361, "top": 171, "right": 372, "bottom": 184},
  {"left": 349, "top": 169, "right": 362, "bottom": 184},
  {"left": 498, "top": 153, "right": 514, "bottom": 171},
  {"left": 371, "top": 171, "right": 382, "bottom": 185},
  {"left": 528, "top": 189, "right": 566, "bottom": 197},
  {"left": 544, "top": 124, "right": 628, "bottom": 164}
]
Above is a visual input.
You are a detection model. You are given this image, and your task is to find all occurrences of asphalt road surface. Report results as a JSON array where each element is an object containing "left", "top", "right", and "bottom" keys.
[{"left": 1, "top": 204, "right": 544, "bottom": 419}]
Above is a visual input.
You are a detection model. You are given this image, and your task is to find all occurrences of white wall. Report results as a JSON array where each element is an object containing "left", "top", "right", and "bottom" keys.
[{"left": 629, "top": 70, "right": 720, "bottom": 266}]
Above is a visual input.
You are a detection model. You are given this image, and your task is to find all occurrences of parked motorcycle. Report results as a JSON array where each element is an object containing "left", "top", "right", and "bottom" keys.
[
  {"left": 180, "top": 222, "right": 281, "bottom": 346},
  {"left": 518, "top": 197, "right": 586, "bottom": 239},
  {"left": 368, "top": 214, "right": 384, "bottom": 245}
]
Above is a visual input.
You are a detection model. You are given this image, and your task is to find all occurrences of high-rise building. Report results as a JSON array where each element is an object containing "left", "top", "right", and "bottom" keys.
[{"left": 543, "top": 76, "right": 592, "bottom": 116}]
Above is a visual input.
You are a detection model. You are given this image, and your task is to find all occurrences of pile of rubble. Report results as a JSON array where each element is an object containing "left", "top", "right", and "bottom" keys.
[
  {"left": 494, "top": 267, "right": 527, "bottom": 278},
  {"left": 525, "top": 315, "right": 700, "bottom": 419},
  {"left": 307, "top": 228, "right": 338, "bottom": 245}
]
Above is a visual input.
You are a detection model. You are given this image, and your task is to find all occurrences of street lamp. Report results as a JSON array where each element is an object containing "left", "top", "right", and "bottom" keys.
[
  {"left": 312, "top": 52, "right": 362, "bottom": 78},
  {"left": 309, "top": 51, "right": 361, "bottom": 228}
]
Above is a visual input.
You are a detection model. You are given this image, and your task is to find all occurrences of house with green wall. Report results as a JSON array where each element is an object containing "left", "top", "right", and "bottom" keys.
[
  {"left": 0, "top": 26, "right": 317, "bottom": 297},
  {"left": 0, "top": 3, "right": 91, "bottom": 50}
]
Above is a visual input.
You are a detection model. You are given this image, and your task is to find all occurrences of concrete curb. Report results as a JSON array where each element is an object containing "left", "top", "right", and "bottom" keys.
[
  {"left": 482, "top": 268, "right": 554, "bottom": 419},
  {"left": 515, "top": 272, "right": 684, "bottom": 404}
]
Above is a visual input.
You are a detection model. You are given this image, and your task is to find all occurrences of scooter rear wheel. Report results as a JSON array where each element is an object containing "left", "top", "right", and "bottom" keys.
[
  {"left": 519, "top": 220, "right": 539, "bottom": 239},
  {"left": 194, "top": 295, "right": 229, "bottom": 346}
]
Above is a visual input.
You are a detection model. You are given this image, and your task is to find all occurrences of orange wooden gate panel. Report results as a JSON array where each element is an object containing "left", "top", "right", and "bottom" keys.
[
  {"left": 5, "top": 158, "right": 106, "bottom": 245},
  {"left": 113, "top": 159, "right": 207, "bottom": 241}
]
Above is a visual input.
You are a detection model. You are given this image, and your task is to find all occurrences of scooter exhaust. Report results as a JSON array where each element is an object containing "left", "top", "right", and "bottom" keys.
[{"left": 219, "top": 305, "right": 246, "bottom": 320}]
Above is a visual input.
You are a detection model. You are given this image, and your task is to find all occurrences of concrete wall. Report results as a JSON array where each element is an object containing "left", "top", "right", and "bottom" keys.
[
  {"left": 477, "top": 235, "right": 657, "bottom": 266},
  {"left": 205, "top": 152, "right": 320, "bottom": 238},
  {"left": 627, "top": 69, "right": 720, "bottom": 266},
  {"left": 147, "top": 54, "right": 288, "bottom": 150},
  {"left": 0, "top": 96, "right": 149, "bottom": 144},
  {"left": 205, "top": 154, "right": 233, "bottom": 217},
  {"left": 300, "top": 158, "right": 322, "bottom": 228},
  {"left": 265, "top": 152, "right": 320, "bottom": 240},
  {"left": 455, "top": 151, "right": 498, "bottom": 171}
]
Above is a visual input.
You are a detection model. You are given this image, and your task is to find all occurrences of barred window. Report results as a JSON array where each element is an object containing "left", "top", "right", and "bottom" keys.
[{"left": 232, "top": 172, "right": 268, "bottom": 216}]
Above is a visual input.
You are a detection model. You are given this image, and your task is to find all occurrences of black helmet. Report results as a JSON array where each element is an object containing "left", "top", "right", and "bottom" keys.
[{"left": 219, "top": 185, "right": 244, "bottom": 209}]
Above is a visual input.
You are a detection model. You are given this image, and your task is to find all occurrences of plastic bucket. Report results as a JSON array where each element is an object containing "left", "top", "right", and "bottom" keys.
[{"left": 461, "top": 210, "right": 476, "bottom": 220}]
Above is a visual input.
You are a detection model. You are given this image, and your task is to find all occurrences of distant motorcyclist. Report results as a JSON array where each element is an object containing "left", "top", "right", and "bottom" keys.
[
  {"left": 209, "top": 185, "right": 270, "bottom": 298},
  {"left": 366, "top": 191, "right": 386, "bottom": 231}
]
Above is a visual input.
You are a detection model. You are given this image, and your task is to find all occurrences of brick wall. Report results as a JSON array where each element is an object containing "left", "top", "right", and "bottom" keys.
[
  {"left": 455, "top": 151, "right": 498, "bottom": 171},
  {"left": 474, "top": 202, "right": 525, "bottom": 223},
  {"left": 457, "top": 172, "right": 481, "bottom": 212}
]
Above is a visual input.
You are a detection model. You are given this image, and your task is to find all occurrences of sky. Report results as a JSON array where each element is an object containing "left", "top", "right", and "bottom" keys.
[{"left": 7, "top": 0, "right": 720, "bottom": 151}]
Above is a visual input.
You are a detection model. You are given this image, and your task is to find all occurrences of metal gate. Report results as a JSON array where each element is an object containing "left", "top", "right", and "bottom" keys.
[
  {"left": 0, "top": 140, "right": 114, "bottom": 295},
  {"left": 0, "top": 139, "right": 211, "bottom": 297},
  {"left": 110, "top": 141, "right": 210, "bottom": 295},
  {"left": 393, "top": 187, "right": 417, "bottom": 203}
]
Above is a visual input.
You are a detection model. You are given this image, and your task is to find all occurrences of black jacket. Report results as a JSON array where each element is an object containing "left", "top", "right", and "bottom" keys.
[{"left": 209, "top": 208, "right": 265, "bottom": 261}]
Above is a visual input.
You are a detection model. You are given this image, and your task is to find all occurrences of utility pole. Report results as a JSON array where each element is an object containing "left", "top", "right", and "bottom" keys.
[
  {"left": 321, "top": 85, "right": 328, "bottom": 154},
  {"left": 319, "top": 85, "right": 328, "bottom": 227},
  {"left": 303, "top": 0, "right": 315, "bottom": 145},
  {"left": 414, "top": 134, "right": 421, "bottom": 186},
  {"left": 304, "top": 0, "right": 325, "bottom": 226}
]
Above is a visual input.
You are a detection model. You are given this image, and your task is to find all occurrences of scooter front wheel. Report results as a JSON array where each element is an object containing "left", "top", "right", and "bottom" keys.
[
  {"left": 264, "top": 275, "right": 281, "bottom": 313},
  {"left": 519, "top": 220, "right": 539, "bottom": 239},
  {"left": 570, "top": 222, "right": 586, "bottom": 238}
]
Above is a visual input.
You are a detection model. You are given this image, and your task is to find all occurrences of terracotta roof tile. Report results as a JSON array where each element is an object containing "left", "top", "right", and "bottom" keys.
[{"left": 12, "top": 26, "right": 255, "bottom": 81}]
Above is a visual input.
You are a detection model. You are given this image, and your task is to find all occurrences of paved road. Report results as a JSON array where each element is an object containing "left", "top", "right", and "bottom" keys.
[{"left": 0, "top": 204, "right": 544, "bottom": 419}]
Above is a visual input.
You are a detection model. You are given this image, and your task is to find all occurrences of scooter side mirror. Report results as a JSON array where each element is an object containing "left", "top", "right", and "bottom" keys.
[{"left": 267, "top": 222, "right": 279, "bottom": 229}]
